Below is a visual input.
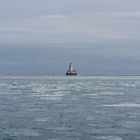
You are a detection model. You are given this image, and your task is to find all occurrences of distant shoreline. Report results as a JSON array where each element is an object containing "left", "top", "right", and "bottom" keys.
[{"left": 1, "top": 74, "right": 140, "bottom": 77}]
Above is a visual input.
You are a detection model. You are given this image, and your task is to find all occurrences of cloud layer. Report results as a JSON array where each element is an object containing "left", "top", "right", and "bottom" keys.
[
  {"left": 0, "top": 0, "right": 140, "bottom": 74},
  {"left": 0, "top": 11, "right": 140, "bottom": 46}
]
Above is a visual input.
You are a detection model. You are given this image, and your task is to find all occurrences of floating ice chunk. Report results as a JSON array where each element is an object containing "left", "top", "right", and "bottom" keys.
[
  {"left": 34, "top": 117, "right": 48, "bottom": 122},
  {"left": 99, "top": 92, "right": 124, "bottom": 95},
  {"left": 96, "top": 136, "right": 122, "bottom": 140},
  {"left": 3, "top": 129, "right": 40, "bottom": 137},
  {"left": 102, "top": 102, "right": 140, "bottom": 108},
  {"left": 121, "top": 83, "right": 136, "bottom": 87}
]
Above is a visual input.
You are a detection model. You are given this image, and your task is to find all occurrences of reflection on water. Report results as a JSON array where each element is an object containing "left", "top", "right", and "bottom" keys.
[{"left": 0, "top": 76, "right": 140, "bottom": 140}]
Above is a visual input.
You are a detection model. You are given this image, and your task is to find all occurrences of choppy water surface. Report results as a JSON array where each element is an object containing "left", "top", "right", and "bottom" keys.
[{"left": 0, "top": 76, "right": 140, "bottom": 140}]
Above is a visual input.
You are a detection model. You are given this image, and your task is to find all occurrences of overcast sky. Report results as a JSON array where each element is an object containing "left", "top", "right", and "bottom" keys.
[{"left": 0, "top": 0, "right": 140, "bottom": 75}]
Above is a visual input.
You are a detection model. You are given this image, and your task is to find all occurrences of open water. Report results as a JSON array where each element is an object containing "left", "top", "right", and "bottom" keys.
[{"left": 0, "top": 76, "right": 140, "bottom": 140}]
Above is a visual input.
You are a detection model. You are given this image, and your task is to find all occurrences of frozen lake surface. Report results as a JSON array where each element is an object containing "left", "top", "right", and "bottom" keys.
[{"left": 0, "top": 76, "right": 140, "bottom": 140}]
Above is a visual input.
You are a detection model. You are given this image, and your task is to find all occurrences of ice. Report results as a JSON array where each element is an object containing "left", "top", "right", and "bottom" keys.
[
  {"left": 98, "top": 92, "right": 124, "bottom": 95},
  {"left": 34, "top": 118, "right": 48, "bottom": 122},
  {"left": 102, "top": 102, "right": 140, "bottom": 108},
  {"left": 2, "top": 129, "right": 40, "bottom": 137},
  {"left": 96, "top": 136, "right": 122, "bottom": 140},
  {"left": 0, "top": 76, "right": 140, "bottom": 139},
  {"left": 121, "top": 83, "right": 136, "bottom": 87}
]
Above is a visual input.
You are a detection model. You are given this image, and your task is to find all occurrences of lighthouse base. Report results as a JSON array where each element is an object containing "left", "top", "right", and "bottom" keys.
[{"left": 66, "top": 72, "right": 77, "bottom": 76}]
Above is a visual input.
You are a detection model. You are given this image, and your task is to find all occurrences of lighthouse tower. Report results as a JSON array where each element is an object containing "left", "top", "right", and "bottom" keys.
[{"left": 66, "top": 63, "right": 77, "bottom": 76}]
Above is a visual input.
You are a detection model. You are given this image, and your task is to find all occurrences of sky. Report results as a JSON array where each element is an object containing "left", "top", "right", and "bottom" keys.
[{"left": 0, "top": 0, "right": 140, "bottom": 75}]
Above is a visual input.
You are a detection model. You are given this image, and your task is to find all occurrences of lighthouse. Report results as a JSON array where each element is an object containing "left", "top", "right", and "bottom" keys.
[{"left": 66, "top": 63, "right": 77, "bottom": 76}]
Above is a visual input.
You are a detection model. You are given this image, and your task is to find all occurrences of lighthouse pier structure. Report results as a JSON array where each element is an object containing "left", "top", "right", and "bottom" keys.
[{"left": 66, "top": 63, "right": 77, "bottom": 76}]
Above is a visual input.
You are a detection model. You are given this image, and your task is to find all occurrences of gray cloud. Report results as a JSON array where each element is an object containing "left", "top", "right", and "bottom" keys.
[
  {"left": 0, "top": 0, "right": 140, "bottom": 74},
  {"left": 0, "top": 0, "right": 140, "bottom": 19},
  {"left": 0, "top": 12, "right": 140, "bottom": 46}
]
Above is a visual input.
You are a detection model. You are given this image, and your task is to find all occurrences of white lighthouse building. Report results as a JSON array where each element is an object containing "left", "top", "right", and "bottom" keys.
[{"left": 66, "top": 63, "right": 77, "bottom": 76}]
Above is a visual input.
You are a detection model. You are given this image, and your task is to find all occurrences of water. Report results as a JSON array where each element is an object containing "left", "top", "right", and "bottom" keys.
[{"left": 0, "top": 76, "right": 140, "bottom": 140}]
